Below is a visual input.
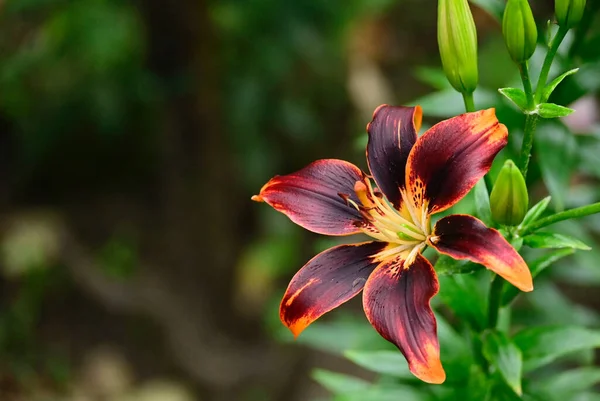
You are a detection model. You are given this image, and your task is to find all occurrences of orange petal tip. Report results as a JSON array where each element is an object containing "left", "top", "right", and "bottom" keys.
[
  {"left": 251, "top": 194, "right": 264, "bottom": 202},
  {"left": 410, "top": 360, "right": 446, "bottom": 384},
  {"left": 287, "top": 322, "right": 307, "bottom": 339}
]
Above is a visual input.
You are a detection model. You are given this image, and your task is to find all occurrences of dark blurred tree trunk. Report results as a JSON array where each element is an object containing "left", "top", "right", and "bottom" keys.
[{"left": 131, "top": 1, "right": 302, "bottom": 399}]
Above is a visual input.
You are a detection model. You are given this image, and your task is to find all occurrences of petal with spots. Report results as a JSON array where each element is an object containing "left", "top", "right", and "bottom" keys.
[
  {"left": 253, "top": 159, "right": 367, "bottom": 235},
  {"left": 429, "top": 214, "right": 533, "bottom": 292},
  {"left": 367, "top": 105, "right": 422, "bottom": 207},
  {"left": 405, "top": 109, "right": 508, "bottom": 215},
  {"left": 363, "top": 253, "right": 445, "bottom": 384},
  {"left": 280, "top": 241, "right": 388, "bottom": 337}
]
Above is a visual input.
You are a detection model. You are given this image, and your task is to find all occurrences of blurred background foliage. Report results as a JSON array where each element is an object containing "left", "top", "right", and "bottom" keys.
[{"left": 0, "top": 0, "right": 599, "bottom": 400}]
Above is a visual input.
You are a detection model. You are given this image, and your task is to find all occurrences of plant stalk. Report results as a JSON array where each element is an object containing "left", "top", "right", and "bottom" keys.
[
  {"left": 520, "top": 202, "right": 600, "bottom": 235},
  {"left": 535, "top": 26, "right": 569, "bottom": 103},
  {"left": 518, "top": 113, "right": 538, "bottom": 178},
  {"left": 462, "top": 91, "right": 475, "bottom": 112},
  {"left": 519, "top": 62, "right": 535, "bottom": 109},
  {"left": 487, "top": 274, "right": 504, "bottom": 329}
]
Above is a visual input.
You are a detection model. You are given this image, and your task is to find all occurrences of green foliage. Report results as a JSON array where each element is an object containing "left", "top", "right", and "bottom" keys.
[
  {"left": 519, "top": 196, "right": 551, "bottom": 229},
  {"left": 522, "top": 232, "right": 591, "bottom": 250},
  {"left": 482, "top": 330, "right": 523, "bottom": 395},
  {"left": 536, "top": 103, "right": 575, "bottom": 118},
  {"left": 498, "top": 87, "right": 529, "bottom": 111},
  {"left": 542, "top": 68, "right": 579, "bottom": 102},
  {"left": 514, "top": 326, "right": 600, "bottom": 371}
]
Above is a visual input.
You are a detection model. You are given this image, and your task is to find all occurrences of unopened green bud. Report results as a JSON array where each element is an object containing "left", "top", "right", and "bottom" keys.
[
  {"left": 502, "top": 0, "right": 538, "bottom": 63},
  {"left": 490, "top": 160, "right": 529, "bottom": 226},
  {"left": 437, "top": 0, "right": 479, "bottom": 94},
  {"left": 556, "top": 0, "right": 586, "bottom": 29}
]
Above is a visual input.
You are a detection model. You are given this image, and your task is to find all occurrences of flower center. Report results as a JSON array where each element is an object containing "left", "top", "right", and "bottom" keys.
[{"left": 347, "top": 179, "right": 430, "bottom": 265}]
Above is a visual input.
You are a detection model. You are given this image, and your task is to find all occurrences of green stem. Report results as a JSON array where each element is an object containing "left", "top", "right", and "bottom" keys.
[
  {"left": 520, "top": 202, "right": 600, "bottom": 235},
  {"left": 462, "top": 91, "right": 475, "bottom": 112},
  {"left": 518, "top": 113, "right": 538, "bottom": 178},
  {"left": 535, "top": 26, "right": 569, "bottom": 103},
  {"left": 519, "top": 62, "right": 535, "bottom": 109},
  {"left": 487, "top": 274, "right": 504, "bottom": 329}
]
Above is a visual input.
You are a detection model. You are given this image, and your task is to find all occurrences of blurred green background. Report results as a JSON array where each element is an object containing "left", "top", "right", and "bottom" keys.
[{"left": 0, "top": 0, "right": 599, "bottom": 400}]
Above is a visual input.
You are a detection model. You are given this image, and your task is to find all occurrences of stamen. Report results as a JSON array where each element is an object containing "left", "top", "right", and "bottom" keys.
[
  {"left": 404, "top": 243, "right": 425, "bottom": 267},
  {"left": 375, "top": 244, "right": 414, "bottom": 260}
]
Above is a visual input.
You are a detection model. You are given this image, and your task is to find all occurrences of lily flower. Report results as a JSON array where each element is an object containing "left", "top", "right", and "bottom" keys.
[{"left": 252, "top": 105, "right": 533, "bottom": 384}]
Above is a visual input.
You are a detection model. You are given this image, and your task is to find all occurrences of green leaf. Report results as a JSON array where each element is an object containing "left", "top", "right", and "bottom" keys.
[
  {"left": 290, "top": 314, "right": 393, "bottom": 354},
  {"left": 474, "top": 180, "right": 492, "bottom": 225},
  {"left": 344, "top": 350, "right": 412, "bottom": 378},
  {"left": 464, "top": 365, "right": 490, "bottom": 401},
  {"left": 542, "top": 68, "right": 579, "bottom": 102},
  {"left": 519, "top": 196, "right": 551, "bottom": 229},
  {"left": 523, "top": 232, "right": 591, "bottom": 250},
  {"left": 435, "top": 254, "right": 481, "bottom": 276},
  {"left": 536, "top": 102, "right": 575, "bottom": 118},
  {"left": 311, "top": 369, "right": 370, "bottom": 394},
  {"left": 482, "top": 330, "right": 523, "bottom": 395},
  {"left": 514, "top": 326, "right": 600, "bottom": 371},
  {"left": 534, "top": 123, "right": 577, "bottom": 211},
  {"left": 498, "top": 87, "right": 529, "bottom": 112},
  {"left": 489, "top": 379, "right": 523, "bottom": 401},
  {"left": 438, "top": 274, "right": 486, "bottom": 331},
  {"left": 334, "top": 384, "right": 431, "bottom": 401},
  {"left": 528, "top": 367, "right": 600, "bottom": 401},
  {"left": 501, "top": 248, "right": 574, "bottom": 306}
]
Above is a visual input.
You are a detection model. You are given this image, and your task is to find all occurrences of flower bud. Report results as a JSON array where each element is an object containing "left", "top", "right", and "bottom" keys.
[
  {"left": 502, "top": 0, "right": 538, "bottom": 63},
  {"left": 437, "top": 0, "right": 479, "bottom": 94},
  {"left": 555, "top": 0, "right": 586, "bottom": 29},
  {"left": 490, "top": 160, "right": 529, "bottom": 226}
]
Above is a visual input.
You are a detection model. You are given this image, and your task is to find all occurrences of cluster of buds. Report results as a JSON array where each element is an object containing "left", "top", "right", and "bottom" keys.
[{"left": 438, "top": 0, "right": 587, "bottom": 91}]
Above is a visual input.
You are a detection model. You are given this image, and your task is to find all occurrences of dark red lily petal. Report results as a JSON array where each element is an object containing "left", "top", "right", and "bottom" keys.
[
  {"left": 280, "top": 241, "right": 388, "bottom": 337},
  {"left": 430, "top": 214, "right": 533, "bottom": 292},
  {"left": 367, "top": 105, "right": 422, "bottom": 207},
  {"left": 405, "top": 108, "right": 507, "bottom": 215},
  {"left": 363, "top": 254, "right": 445, "bottom": 384},
  {"left": 253, "top": 159, "right": 366, "bottom": 236}
]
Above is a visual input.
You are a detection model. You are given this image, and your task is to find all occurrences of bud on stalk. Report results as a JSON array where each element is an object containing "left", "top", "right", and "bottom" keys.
[
  {"left": 437, "top": 0, "right": 479, "bottom": 95},
  {"left": 555, "top": 0, "right": 586, "bottom": 29},
  {"left": 502, "top": 0, "right": 538, "bottom": 63},
  {"left": 490, "top": 160, "right": 529, "bottom": 226}
]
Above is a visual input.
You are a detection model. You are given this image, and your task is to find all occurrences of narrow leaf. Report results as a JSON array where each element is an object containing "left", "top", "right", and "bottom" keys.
[
  {"left": 344, "top": 350, "right": 412, "bottom": 378},
  {"left": 502, "top": 248, "right": 574, "bottom": 306},
  {"left": 312, "top": 369, "right": 370, "bottom": 394},
  {"left": 519, "top": 196, "right": 551, "bottom": 229},
  {"left": 542, "top": 68, "right": 579, "bottom": 102},
  {"left": 499, "top": 88, "right": 529, "bottom": 111},
  {"left": 514, "top": 326, "right": 600, "bottom": 371},
  {"left": 482, "top": 330, "right": 523, "bottom": 395},
  {"left": 537, "top": 103, "right": 575, "bottom": 118},
  {"left": 334, "top": 385, "right": 431, "bottom": 401},
  {"left": 528, "top": 367, "right": 600, "bottom": 400},
  {"left": 523, "top": 232, "right": 591, "bottom": 250}
]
